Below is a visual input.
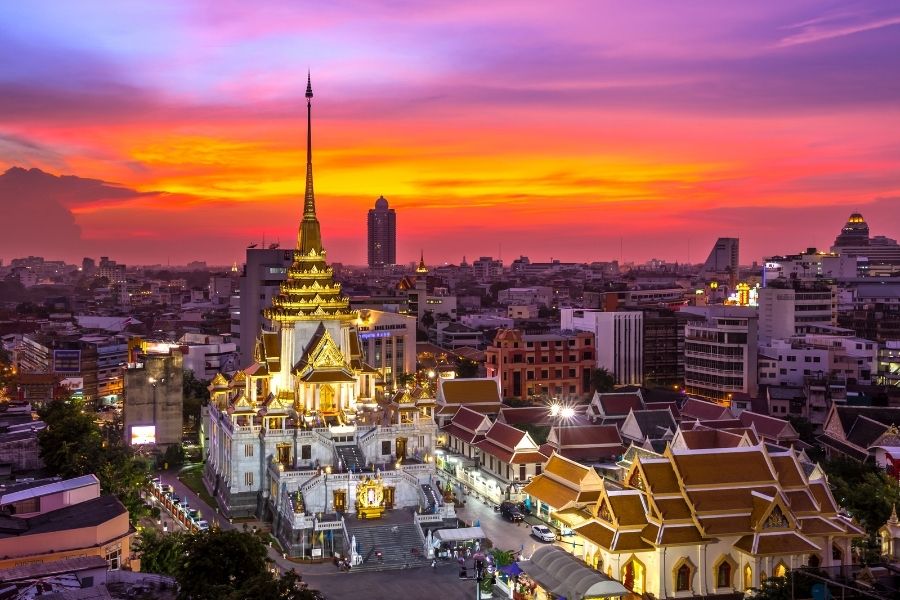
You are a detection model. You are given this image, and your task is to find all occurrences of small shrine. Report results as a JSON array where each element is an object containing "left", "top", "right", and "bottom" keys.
[
  {"left": 879, "top": 505, "right": 900, "bottom": 560},
  {"left": 356, "top": 476, "right": 386, "bottom": 519}
]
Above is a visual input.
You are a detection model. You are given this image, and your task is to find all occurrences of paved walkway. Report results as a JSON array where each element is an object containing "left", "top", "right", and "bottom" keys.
[{"left": 156, "top": 465, "right": 525, "bottom": 599}]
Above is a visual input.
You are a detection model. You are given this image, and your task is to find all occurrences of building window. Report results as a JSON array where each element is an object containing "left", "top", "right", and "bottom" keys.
[
  {"left": 245, "top": 472, "right": 254, "bottom": 486},
  {"left": 675, "top": 564, "right": 691, "bottom": 592},
  {"left": 301, "top": 445, "right": 311, "bottom": 460},
  {"left": 519, "top": 464, "right": 526, "bottom": 480},
  {"left": 717, "top": 562, "right": 732, "bottom": 588},
  {"left": 244, "top": 444, "right": 254, "bottom": 457},
  {"left": 105, "top": 544, "right": 122, "bottom": 570},
  {"left": 382, "top": 440, "right": 391, "bottom": 455}
]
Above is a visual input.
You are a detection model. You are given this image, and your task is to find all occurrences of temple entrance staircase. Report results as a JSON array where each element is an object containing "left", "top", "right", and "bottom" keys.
[
  {"left": 347, "top": 519, "right": 429, "bottom": 572},
  {"left": 335, "top": 444, "right": 366, "bottom": 472}
]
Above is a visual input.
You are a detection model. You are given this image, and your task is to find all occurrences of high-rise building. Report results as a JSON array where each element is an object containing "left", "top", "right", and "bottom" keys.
[
  {"left": 367, "top": 195, "right": 396, "bottom": 268},
  {"left": 236, "top": 246, "right": 293, "bottom": 366},
  {"left": 757, "top": 281, "right": 836, "bottom": 344},
  {"left": 830, "top": 212, "right": 900, "bottom": 276},
  {"left": 832, "top": 213, "right": 870, "bottom": 248},
  {"left": 700, "top": 237, "right": 739, "bottom": 287},
  {"left": 682, "top": 305, "right": 758, "bottom": 405}
]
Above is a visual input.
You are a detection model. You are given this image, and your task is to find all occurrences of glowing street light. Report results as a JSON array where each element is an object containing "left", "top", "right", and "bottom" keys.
[
  {"left": 560, "top": 406, "right": 575, "bottom": 419},
  {"left": 549, "top": 403, "right": 561, "bottom": 417}
]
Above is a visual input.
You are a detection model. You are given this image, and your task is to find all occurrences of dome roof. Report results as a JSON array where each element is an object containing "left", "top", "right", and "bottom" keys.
[{"left": 375, "top": 195, "right": 389, "bottom": 209}]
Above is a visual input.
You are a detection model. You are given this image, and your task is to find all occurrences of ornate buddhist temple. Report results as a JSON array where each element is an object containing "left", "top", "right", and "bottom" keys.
[
  {"left": 203, "top": 76, "right": 440, "bottom": 557},
  {"left": 525, "top": 444, "right": 863, "bottom": 598}
]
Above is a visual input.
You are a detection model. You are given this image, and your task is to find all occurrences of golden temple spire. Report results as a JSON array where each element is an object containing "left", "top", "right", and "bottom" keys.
[
  {"left": 416, "top": 249, "right": 428, "bottom": 274},
  {"left": 297, "top": 71, "right": 323, "bottom": 255},
  {"left": 264, "top": 75, "right": 353, "bottom": 324}
]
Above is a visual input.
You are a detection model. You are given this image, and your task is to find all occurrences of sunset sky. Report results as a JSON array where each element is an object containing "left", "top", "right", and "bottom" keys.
[{"left": 1, "top": 1, "right": 899, "bottom": 266}]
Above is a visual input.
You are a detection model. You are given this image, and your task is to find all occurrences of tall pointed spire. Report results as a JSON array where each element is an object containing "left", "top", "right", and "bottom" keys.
[
  {"left": 416, "top": 250, "right": 428, "bottom": 274},
  {"left": 297, "top": 71, "right": 323, "bottom": 254},
  {"left": 265, "top": 73, "right": 353, "bottom": 325}
]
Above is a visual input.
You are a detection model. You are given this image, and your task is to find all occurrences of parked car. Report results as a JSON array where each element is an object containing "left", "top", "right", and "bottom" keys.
[
  {"left": 170, "top": 494, "right": 181, "bottom": 505},
  {"left": 196, "top": 519, "right": 209, "bottom": 531},
  {"left": 160, "top": 484, "right": 172, "bottom": 494},
  {"left": 499, "top": 501, "right": 524, "bottom": 522},
  {"left": 531, "top": 525, "right": 555, "bottom": 542},
  {"left": 558, "top": 525, "right": 574, "bottom": 537}
]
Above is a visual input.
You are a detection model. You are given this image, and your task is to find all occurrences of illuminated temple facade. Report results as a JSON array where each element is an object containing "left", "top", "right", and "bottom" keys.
[
  {"left": 524, "top": 446, "right": 863, "bottom": 598},
  {"left": 203, "top": 77, "right": 437, "bottom": 549}
]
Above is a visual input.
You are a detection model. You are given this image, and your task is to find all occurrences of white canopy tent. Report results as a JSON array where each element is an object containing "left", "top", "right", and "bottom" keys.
[{"left": 433, "top": 526, "right": 486, "bottom": 543}]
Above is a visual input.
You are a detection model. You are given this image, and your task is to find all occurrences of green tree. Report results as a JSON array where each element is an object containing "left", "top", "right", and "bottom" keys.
[
  {"left": 751, "top": 576, "right": 790, "bottom": 600},
  {"left": 38, "top": 399, "right": 104, "bottom": 478},
  {"left": 786, "top": 416, "right": 816, "bottom": 446},
  {"left": 182, "top": 370, "right": 210, "bottom": 433},
  {"left": 38, "top": 399, "right": 150, "bottom": 525},
  {"left": 136, "top": 529, "right": 186, "bottom": 576},
  {"left": 420, "top": 310, "right": 435, "bottom": 331},
  {"left": 177, "top": 530, "right": 269, "bottom": 600},
  {"left": 490, "top": 548, "right": 515, "bottom": 567},
  {"left": 395, "top": 371, "right": 416, "bottom": 388},
  {"left": 590, "top": 368, "right": 616, "bottom": 394},
  {"left": 514, "top": 423, "right": 550, "bottom": 445},
  {"left": 225, "top": 570, "right": 320, "bottom": 600},
  {"left": 455, "top": 358, "right": 480, "bottom": 378},
  {"left": 824, "top": 457, "right": 900, "bottom": 534},
  {"left": 162, "top": 444, "right": 186, "bottom": 469}
]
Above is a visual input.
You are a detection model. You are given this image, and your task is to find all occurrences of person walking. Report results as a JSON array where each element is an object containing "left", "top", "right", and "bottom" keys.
[{"left": 431, "top": 559, "right": 437, "bottom": 570}]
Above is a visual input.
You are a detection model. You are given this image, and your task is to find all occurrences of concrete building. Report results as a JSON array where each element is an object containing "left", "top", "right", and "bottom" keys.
[
  {"left": 763, "top": 250, "right": 857, "bottom": 283},
  {"left": 757, "top": 281, "right": 836, "bottom": 344},
  {"left": 682, "top": 306, "right": 758, "bottom": 405},
  {"left": 485, "top": 329, "right": 595, "bottom": 401},
  {"left": 831, "top": 212, "right": 900, "bottom": 276},
  {"left": 497, "top": 287, "right": 553, "bottom": 307},
  {"left": 236, "top": 246, "right": 294, "bottom": 366},
  {"left": 0, "top": 485, "right": 131, "bottom": 571},
  {"left": 758, "top": 335, "right": 877, "bottom": 388},
  {"left": 561, "top": 309, "right": 643, "bottom": 386},
  {"left": 640, "top": 308, "right": 701, "bottom": 387},
  {"left": 367, "top": 195, "right": 396, "bottom": 268},
  {"left": 16, "top": 333, "right": 128, "bottom": 404},
  {"left": 700, "top": 237, "right": 739, "bottom": 287},
  {"left": 354, "top": 309, "right": 416, "bottom": 388},
  {"left": 123, "top": 347, "right": 184, "bottom": 448},
  {"left": 878, "top": 340, "right": 900, "bottom": 387},
  {"left": 472, "top": 256, "right": 503, "bottom": 281}
]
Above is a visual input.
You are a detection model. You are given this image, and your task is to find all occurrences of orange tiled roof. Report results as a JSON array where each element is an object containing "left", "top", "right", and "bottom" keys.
[{"left": 523, "top": 475, "right": 579, "bottom": 509}]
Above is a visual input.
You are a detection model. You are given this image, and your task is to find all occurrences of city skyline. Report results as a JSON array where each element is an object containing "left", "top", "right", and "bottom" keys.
[{"left": 1, "top": 2, "right": 899, "bottom": 265}]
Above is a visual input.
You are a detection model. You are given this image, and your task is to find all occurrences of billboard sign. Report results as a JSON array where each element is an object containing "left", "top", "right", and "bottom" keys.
[{"left": 130, "top": 425, "right": 156, "bottom": 445}]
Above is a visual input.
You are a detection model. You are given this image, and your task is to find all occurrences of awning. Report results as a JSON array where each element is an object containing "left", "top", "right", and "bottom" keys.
[
  {"left": 434, "top": 526, "right": 486, "bottom": 542},
  {"left": 501, "top": 563, "right": 524, "bottom": 576},
  {"left": 519, "top": 545, "right": 629, "bottom": 599}
]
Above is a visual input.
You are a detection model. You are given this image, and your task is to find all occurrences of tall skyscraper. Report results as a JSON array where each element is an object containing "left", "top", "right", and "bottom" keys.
[{"left": 367, "top": 195, "right": 396, "bottom": 268}]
